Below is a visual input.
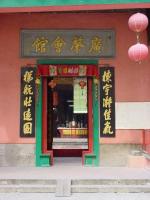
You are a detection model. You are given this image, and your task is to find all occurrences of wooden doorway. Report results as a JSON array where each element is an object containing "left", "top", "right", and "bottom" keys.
[
  {"left": 36, "top": 60, "right": 99, "bottom": 166},
  {"left": 47, "top": 77, "right": 88, "bottom": 158}
]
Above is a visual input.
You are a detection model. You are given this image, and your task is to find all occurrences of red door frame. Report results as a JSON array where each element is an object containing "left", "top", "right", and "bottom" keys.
[
  {"left": 37, "top": 62, "right": 98, "bottom": 165},
  {"left": 42, "top": 77, "right": 47, "bottom": 153},
  {"left": 41, "top": 76, "right": 93, "bottom": 164},
  {"left": 42, "top": 77, "right": 54, "bottom": 164}
]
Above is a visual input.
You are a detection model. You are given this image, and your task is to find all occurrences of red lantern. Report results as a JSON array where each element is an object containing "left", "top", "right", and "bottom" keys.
[
  {"left": 79, "top": 80, "right": 86, "bottom": 89},
  {"left": 128, "top": 13, "right": 148, "bottom": 33},
  {"left": 128, "top": 43, "right": 148, "bottom": 62},
  {"left": 53, "top": 91, "right": 58, "bottom": 106},
  {"left": 48, "top": 80, "right": 56, "bottom": 89},
  {"left": 79, "top": 80, "right": 86, "bottom": 95}
]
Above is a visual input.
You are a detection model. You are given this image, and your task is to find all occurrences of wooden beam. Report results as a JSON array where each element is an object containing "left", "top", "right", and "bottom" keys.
[{"left": 0, "top": 3, "right": 150, "bottom": 13}]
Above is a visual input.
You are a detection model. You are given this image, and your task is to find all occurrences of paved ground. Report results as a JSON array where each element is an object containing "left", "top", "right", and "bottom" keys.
[
  {"left": 0, "top": 165, "right": 150, "bottom": 179},
  {"left": 0, "top": 193, "right": 150, "bottom": 200},
  {"left": 0, "top": 161, "right": 150, "bottom": 199}
]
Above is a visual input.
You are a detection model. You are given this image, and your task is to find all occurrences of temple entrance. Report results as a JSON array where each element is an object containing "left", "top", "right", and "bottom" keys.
[
  {"left": 36, "top": 61, "right": 100, "bottom": 166},
  {"left": 47, "top": 77, "right": 88, "bottom": 159}
]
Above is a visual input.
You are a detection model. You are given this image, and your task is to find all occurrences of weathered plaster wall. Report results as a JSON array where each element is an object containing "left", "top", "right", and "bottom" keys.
[
  {"left": 0, "top": 143, "right": 142, "bottom": 167},
  {"left": 0, "top": 12, "right": 150, "bottom": 144}
]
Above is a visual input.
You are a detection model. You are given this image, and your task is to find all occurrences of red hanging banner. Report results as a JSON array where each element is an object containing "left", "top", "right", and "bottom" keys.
[{"left": 37, "top": 64, "right": 98, "bottom": 77}]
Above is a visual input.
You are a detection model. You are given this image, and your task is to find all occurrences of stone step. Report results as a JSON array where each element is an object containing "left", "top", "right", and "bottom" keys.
[
  {"left": 0, "top": 179, "right": 56, "bottom": 185},
  {"left": 52, "top": 144, "right": 88, "bottom": 149},
  {"left": 1, "top": 179, "right": 149, "bottom": 185},
  {"left": 0, "top": 184, "right": 149, "bottom": 193},
  {"left": 0, "top": 185, "right": 56, "bottom": 193},
  {"left": 56, "top": 179, "right": 71, "bottom": 197},
  {"left": 53, "top": 138, "right": 88, "bottom": 143},
  {"left": 71, "top": 185, "right": 150, "bottom": 193},
  {"left": 52, "top": 138, "right": 88, "bottom": 149},
  {"left": 72, "top": 179, "right": 150, "bottom": 185},
  {"left": 0, "top": 179, "right": 149, "bottom": 193}
]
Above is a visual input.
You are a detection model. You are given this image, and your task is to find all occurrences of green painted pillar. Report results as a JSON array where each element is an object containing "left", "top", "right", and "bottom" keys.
[
  {"left": 35, "top": 78, "right": 50, "bottom": 167},
  {"left": 92, "top": 78, "right": 100, "bottom": 166},
  {"left": 83, "top": 78, "right": 100, "bottom": 166}
]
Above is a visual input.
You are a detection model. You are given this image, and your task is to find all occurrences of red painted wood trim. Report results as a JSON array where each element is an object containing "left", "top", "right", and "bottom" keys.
[
  {"left": 82, "top": 78, "right": 93, "bottom": 164},
  {"left": 0, "top": 3, "right": 150, "bottom": 13},
  {"left": 42, "top": 77, "right": 48, "bottom": 153},
  {"left": 88, "top": 78, "right": 93, "bottom": 152}
]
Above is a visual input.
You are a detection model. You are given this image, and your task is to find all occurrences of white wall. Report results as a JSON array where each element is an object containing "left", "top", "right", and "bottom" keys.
[{"left": 116, "top": 102, "right": 150, "bottom": 129}]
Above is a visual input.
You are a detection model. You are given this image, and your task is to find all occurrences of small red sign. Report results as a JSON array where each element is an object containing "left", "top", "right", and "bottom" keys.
[{"left": 49, "top": 65, "right": 87, "bottom": 76}]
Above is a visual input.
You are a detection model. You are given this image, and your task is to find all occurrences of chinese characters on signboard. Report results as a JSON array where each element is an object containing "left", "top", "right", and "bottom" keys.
[
  {"left": 49, "top": 65, "right": 87, "bottom": 76},
  {"left": 20, "top": 67, "right": 36, "bottom": 137},
  {"left": 21, "top": 30, "right": 115, "bottom": 58},
  {"left": 37, "top": 64, "right": 98, "bottom": 77},
  {"left": 100, "top": 67, "right": 115, "bottom": 137}
]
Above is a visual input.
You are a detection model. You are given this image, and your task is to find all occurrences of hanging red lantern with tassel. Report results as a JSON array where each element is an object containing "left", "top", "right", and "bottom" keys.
[
  {"left": 128, "top": 12, "right": 149, "bottom": 62},
  {"left": 48, "top": 80, "right": 58, "bottom": 106},
  {"left": 53, "top": 91, "right": 58, "bottom": 106},
  {"left": 79, "top": 80, "right": 86, "bottom": 89},
  {"left": 48, "top": 80, "right": 56, "bottom": 89},
  {"left": 79, "top": 80, "right": 86, "bottom": 95},
  {"left": 128, "top": 12, "right": 148, "bottom": 33},
  {"left": 128, "top": 43, "right": 148, "bottom": 62}
]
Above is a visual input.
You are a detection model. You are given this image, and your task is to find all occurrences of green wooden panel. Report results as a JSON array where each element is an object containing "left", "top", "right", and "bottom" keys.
[
  {"left": 0, "top": 0, "right": 150, "bottom": 8},
  {"left": 92, "top": 78, "right": 100, "bottom": 166},
  {"left": 84, "top": 154, "right": 96, "bottom": 165},
  {"left": 37, "top": 59, "right": 98, "bottom": 65},
  {"left": 83, "top": 78, "right": 100, "bottom": 166},
  {"left": 35, "top": 77, "right": 43, "bottom": 166},
  {"left": 35, "top": 78, "right": 50, "bottom": 167}
]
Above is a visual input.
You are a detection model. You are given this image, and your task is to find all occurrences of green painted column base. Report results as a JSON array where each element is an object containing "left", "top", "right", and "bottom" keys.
[
  {"left": 84, "top": 154, "right": 99, "bottom": 166},
  {"left": 36, "top": 154, "right": 50, "bottom": 167}
]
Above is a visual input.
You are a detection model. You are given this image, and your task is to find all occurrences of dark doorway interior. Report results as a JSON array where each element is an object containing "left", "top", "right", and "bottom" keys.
[{"left": 47, "top": 77, "right": 88, "bottom": 157}]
